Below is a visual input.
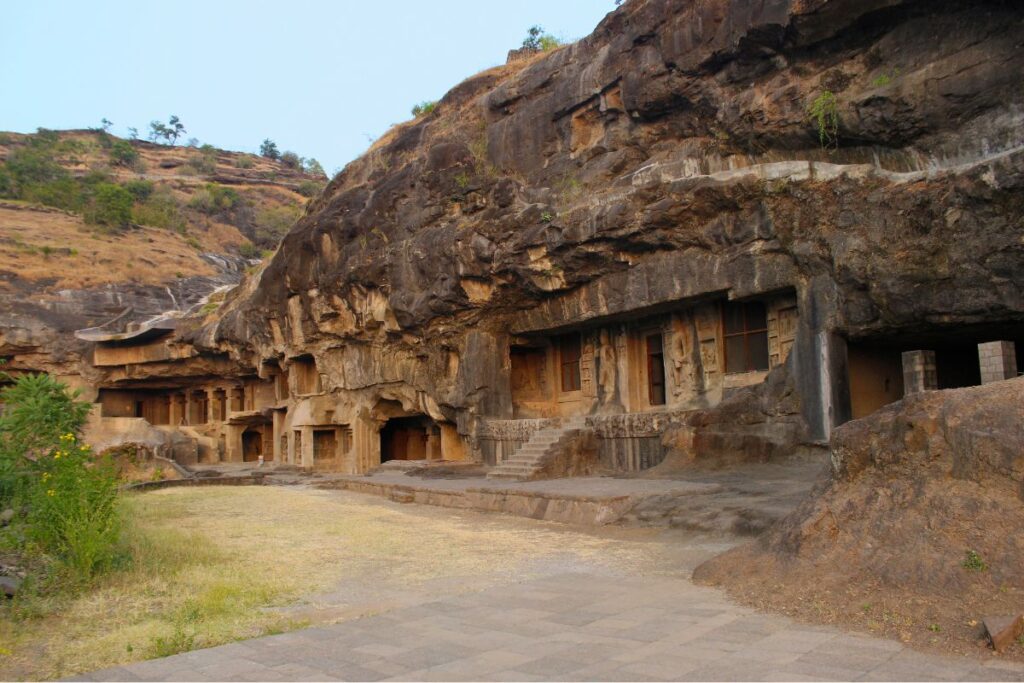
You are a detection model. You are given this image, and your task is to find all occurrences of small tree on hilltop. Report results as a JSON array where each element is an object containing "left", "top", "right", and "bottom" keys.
[
  {"left": 260, "top": 138, "right": 280, "bottom": 160},
  {"left": 521, "top": 25, "right": 561, "bottom": 51},
  {"left": 166, "top": 115, "right": 186, "bottom": 145},
  {"left": 280, "top": 150, "right": 302, "bottom": 170},
  {"left": 303, "top": 158, "right": 326, "bottom": 178}
]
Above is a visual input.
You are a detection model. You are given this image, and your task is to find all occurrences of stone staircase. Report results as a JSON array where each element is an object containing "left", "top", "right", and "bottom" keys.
[{"left": 486, "top": 417, "right": 589, "bottom": 481}]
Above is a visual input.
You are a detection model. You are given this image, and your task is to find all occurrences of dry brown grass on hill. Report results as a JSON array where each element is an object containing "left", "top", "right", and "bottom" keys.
[{"left": 0, "top": 203, "right": 215, "bottom": 291}]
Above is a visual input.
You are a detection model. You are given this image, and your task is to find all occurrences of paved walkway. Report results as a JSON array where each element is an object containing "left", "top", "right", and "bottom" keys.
[{"left": 77, "top": 572, "right": 1024, "bottom": 682}]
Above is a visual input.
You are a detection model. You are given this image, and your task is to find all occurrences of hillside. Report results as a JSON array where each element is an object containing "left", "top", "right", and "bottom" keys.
[{"left": 0, "top": 129, "right": 325, "bottom": 376}]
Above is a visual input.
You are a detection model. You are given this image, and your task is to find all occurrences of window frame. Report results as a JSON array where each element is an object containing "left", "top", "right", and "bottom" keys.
[{"left": 722, "top": 301, "right": 770, "bottom": 374}]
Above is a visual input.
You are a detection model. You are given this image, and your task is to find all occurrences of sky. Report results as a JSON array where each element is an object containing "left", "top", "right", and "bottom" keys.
[{"left": 2, "top": 1, "right": 615, "bottom": 174}]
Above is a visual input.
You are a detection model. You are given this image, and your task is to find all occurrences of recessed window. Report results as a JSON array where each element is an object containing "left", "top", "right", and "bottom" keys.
[
  {"left": 558, "top": 334, "right": 582, "bottom": 392},
  {"left": 646, "top": 333, "right": 666, "bottom": 405},
  {"left": 723, "top": 302, "right": 769, "bottom": 374}
]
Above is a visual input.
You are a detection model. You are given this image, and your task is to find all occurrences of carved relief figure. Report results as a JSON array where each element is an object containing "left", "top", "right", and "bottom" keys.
[{"left": 598, "top": 328, "right": 619, "bottom": 406}]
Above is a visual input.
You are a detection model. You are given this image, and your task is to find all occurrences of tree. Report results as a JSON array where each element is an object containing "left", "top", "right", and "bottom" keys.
[
  {"left": 100, "top": 118, "right": 113, "bottom": 132},
  {"left": 280, "top": 150, "right": 302, "bottom": 170},
  {"left": 411, "top": 101, "right": 437, "bottom": 117},
  {"left": 260, "top": 138, "right": 280, "bottom": 160},
  {"left": 148, "top": 115, "right": 186, "bottom": 145},
  {"left": 521, "top": 25, "right": 560, "bottom": 51},
  {"left": 303, "top": 158, "right": 326, "bottom": 178},
  {"left": 127, "top": 127, "right": 139, "bottom": 140},
  {"left": 166, "top": 115, "right": 186, "bottom": 145}
]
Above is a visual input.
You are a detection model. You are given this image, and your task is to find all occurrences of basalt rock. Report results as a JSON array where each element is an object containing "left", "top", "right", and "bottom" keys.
[
  {"left": 695, "top": 377, "right": 1024, "bottom": 608},
  {"left": 186, "top": 0, "right": 1024, "bottom": 440}
]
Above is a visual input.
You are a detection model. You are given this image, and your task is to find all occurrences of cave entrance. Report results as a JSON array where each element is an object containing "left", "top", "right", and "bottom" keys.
[
  {"left": 510, "top": 344, "right": 551, "bottom": 418},
  {"left": 934, "top": 345, "right": 982, "bottom": 389},
  {"left": 380, "top": 415, "right": 436, "bottom": 462},
  {"left": 242, "top": 429, "right": 263, "bottom": 462},
  {"left": 847, "top": 343, "right": 905, "bottom": 419}
]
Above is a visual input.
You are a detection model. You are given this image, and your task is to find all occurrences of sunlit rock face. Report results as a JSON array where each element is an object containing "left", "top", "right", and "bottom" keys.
[{"left": 70, "top": 0, "right": 1024, "bottom": 472}]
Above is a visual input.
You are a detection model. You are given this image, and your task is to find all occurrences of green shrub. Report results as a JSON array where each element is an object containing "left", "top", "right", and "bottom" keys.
[
  {"left": 521, "top": 25, "right": 561, "bottom": 51},
  {"left": 133, "top": 190, "right": 186, "bottom": 232},
  {"left": 238, "top": 241, "right": 260, "bottom": 259},
  {"left": 20, "top": 178, "right": 86, "bottom": 212},
  {"left": 188, "top": 183, "right": 239, "bottom": 215},
  {"left": 259, "top": 139, "right": 279, "bottom": 160},
  {"left": 296, "top": 180, "right": 324, "bottom": 198},
  {"left": 963, "top": 549, "right": 988, "bottom": 572},
  {"left": 5, "top": 146, "right": 67, "bottom": 186},
  {"left": 109, "top": 140, "right": 138, "bottom": 167},
  {"left": 303, "top": 158, "right": 326, "bottom": 178},
  {"left": 411, "top": 101, "right": 437, "bottom": 117},
  {"left": 86, "top": 183, "right": 134, "bottom": 229},
  {"left": 280, "top": 151, "right": 302, "bottom": 170},
  {"left": 0, "top": 166, "right": 13, "bottom": 197},
  {"left": 808, "top": 90, "right": 839, "bottom": 149},
  {"left": 122, "top": 179, "right": 154, "bottom": 201},
  {"left": 234, "top": 156, "right": 255, "bottom": 169},
  {"left": 185, "top": 145, "right": 218, "bottom": 175},
  {"left": 0, "top": 374, "right": 119, "bottom": 583}
]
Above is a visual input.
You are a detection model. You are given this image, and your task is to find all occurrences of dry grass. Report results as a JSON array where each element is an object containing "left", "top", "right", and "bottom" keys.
[
  {"left": 0, "top": 204, "right": 216, "bottom": 291},
  {"left": 0, "top": 486, "right": 676, "bottom": 680}
]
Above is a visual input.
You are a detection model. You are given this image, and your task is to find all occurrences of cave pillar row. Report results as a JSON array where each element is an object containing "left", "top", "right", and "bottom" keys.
[{"left": 206, "top": 389, "right": 217, "bottom": 424}]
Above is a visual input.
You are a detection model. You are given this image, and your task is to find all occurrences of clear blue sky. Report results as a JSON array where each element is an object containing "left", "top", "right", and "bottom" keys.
[{"left": 2, "top": 1, "right": 614, "bottom": 174}]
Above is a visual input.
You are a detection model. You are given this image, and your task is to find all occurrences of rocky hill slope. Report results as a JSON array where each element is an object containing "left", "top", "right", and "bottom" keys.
[{"left": 0, "top": 129, "right": 325, "bottom": 377}]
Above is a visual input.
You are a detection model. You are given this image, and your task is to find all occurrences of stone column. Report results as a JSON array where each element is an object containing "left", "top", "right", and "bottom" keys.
[
  {"left": 902, "top": 350, "right": 938, "bottom": 394},
  {"left": 272, "top": 410, "right": 286, "bottom": 463},
  {"left": 230, "top": 386, "right": 244, "bottom": 412},
  {"left": 425, "top": 429, "right": 441, "bottom": 460},
  {"left": 169, "top": 394, "right": 184, "bottom": 426},
  {"left": 978, "top": 341, "right": 1017, "bottom": 384},
  {"left": 300, "top": 426, "right": 314, "bottom": 468},
  {"left": 224, "top": 424, "right": 244, "bottom": 462},
  {"left": 184, "top": 390, "right": 194, "bottom": 425},
  {"left": 206, "top": 389, "right": 216, "bottom": 423}
]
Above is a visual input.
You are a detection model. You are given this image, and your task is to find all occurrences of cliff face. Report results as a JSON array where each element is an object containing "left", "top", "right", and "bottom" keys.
[{"left": 195, "top": 0, "right": 1023, "bottom": 437}]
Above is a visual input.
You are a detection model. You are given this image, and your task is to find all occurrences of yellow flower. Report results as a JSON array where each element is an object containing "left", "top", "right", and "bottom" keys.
[
  {"left": 53, "top": 451, "right": 62, "bottom": 459},
  {"left": 41, "top": 472, "right": 50, "bottom": 481},
  {"left": 46, "top": 489, "right": 56, "bottom": 497},
  {"left": 79, "top": 445, "right": 89, "bottom": 452}
]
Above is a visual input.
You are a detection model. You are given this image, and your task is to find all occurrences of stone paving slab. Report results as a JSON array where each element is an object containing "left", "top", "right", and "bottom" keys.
[{"left": 74, "top": 573, "right": 1024, "bottom": 682}]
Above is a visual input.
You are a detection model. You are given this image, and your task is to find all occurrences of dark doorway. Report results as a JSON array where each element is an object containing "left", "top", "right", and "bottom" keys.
[
  {"left": 935, "top": 345, "right": 982, "bottom": 389},
  {"left": 646, "top": 333, "right": 666, "bottom": 405},
  {"left": 380, "top": 416, "right": 432, "bottom": 462},
  {"left": 242, "top": 429, "right": 262, "bottom": 462}
]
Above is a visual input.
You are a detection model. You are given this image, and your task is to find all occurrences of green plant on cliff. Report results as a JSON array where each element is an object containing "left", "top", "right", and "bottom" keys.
[
  {"left": 411, "top": 101, "right": 437, "bottom": 117},
  {"left": 963, "top": 549, "right": 988, "bottom": 572},
  {"left": 808, "top": 90, "right": 839, "bottom": 149},
  {"left": 522, "top": 25, "right": 561, "bottom": 51}
]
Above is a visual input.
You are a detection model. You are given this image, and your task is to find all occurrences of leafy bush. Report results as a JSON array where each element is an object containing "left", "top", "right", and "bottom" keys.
[
  {"left": 108, "top": 140, "right": 138, "bottom": 167},
  {"left": 963, "top": 549, "right": 987, "bottom": 572},
  {"left": 280, "top": 151, "right": 302, "bottom": 170},
  {"left": 808, "top": 90, "right": 839, "bottom": 149},
  {"left": 133, "top": 189, "right": 186, "bottom": 232},
  {"left": 20, "top": 178, "right": 85, "bottom": 212},
  {"left": 5, "top": 146, "right": 67, "bottom": 187},
  {"left": 185, "top": 145, "right": 218, "bottom": 175},
  {"left": 238, "top": 241, "right": 260, "bottom": 259},
  {"left": 522, "top": 25, "right": 561, "bottom": 51},
  {"left": 188, "top": 183, "right": 239, "bottom": 215},
  {"left": 411, "top": 101, "right": 437, "bottom": 117},
  {"left": 234, "top": 156, "right": 255, "bottom": 169},
  {"left": 0, "top": 166, "right": 13, "bottom": 197},
  {"left": 85, "top": 183, "right": 134, "bottom": 229},
  {"left": 296, "top": 180, "right": 325, "bottom": 198},
  {"left": 0, "top": 373, "right": 120, "bottom": 583},
  {"left": 122, "top": 179, "right": 154, "bottom": 201}
]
